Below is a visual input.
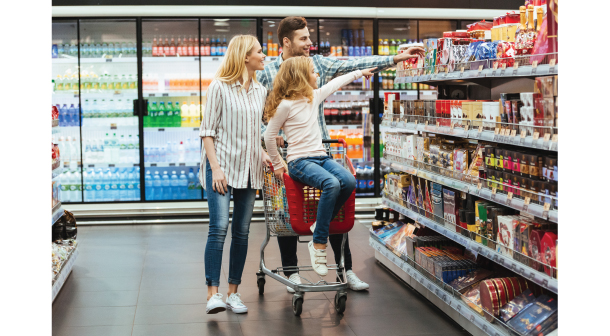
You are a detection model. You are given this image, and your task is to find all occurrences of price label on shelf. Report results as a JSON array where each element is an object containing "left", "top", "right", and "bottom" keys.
[
  {"left": 531, "top": 60, "right": 538, "bottom": 74},
  {"left": 544, "top": 202, "right": 551, "bottom": 211},
  {"left": 512, "top": 63, "right": 519, "bottom": 76},
  {"left": 533, "top": 132, "right": 540, "bottom": 140},
  {"left": 551, "top": 134, "right": 558, "bottom": 142},
  {"left": 521, "top": 129, "right": 527, "bottom": 138},
  {"left": 478, "top": 125, "right": 483, "bottom": 133},
  {"left": 507, "top": 192, "right": 513, "bottom": 200},
  {"left": 445, "top": 67, "right": 450, "bottom": 74},
  {"left": 106, "top": 58, "right": 113, "bottom": 62},
  {"left": 494, "top": 127, "right": 500, "bottom": 135},
  {"left": 544, "top": 133, "right": 551, "bottom": 142},
  {"left": 511, "top": 129, "right": 517, "bottom": 137},
  {"left": 523, "top": 196, "right": 531, "bottom": 210},
  {"left": 549, "top": 59, "right": 557, "bottom": 73},
  {"left": 450, "top": 123, "right": 455, "bottom": 130},
  {"left": 162, "top": 93, "right": 169, "bottom": 97},
  {"left": 493, "top": 63, "right": 499, "bottom": 70},
  {"left": 464, "top": 124, "right": 469, "bottom": 132},
  {"left": 478, "top": 182, "right": 483, "bottom": 190},
  {"left": 110, "top": 123, "right": 117, "bottom": 130},
  {"left": 436, "top": 121, "right": 440, "bottom": 129},
  {"left": 414, "top": 119, "right": 418, "bottom": 125},
  {"left": 500, "top": 64, "right": 506, "bottom": 76}
]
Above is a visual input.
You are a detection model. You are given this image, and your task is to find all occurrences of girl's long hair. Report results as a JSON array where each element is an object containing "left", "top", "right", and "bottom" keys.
[
  {"left": 264, "top": 56, "right": 314, "bottom": 121},
  {"left": 214, "top": 35, "right": 259, "bottom": 85}
]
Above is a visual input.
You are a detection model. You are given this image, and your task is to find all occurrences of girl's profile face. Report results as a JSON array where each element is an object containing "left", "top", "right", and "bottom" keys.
[{"left": 308, "top": 63, "right": 319, "bottom": 89}]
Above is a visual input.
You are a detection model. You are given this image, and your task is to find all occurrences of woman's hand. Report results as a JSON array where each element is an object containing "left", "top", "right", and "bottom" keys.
[
  {"left": 274, "top": 167, "right": 285, "bottom": 183},
  {"left": 262, "top": 151, "right": 272, "bottom": 167},
  {"left": 361, "top": 67, "right": 377, "bottom": 79},
  {"left": 275, "top": 135, "right": 285, "bottom": 148},
  {"left": 211, "top": 166, "right": 228, "bottom": 195}
]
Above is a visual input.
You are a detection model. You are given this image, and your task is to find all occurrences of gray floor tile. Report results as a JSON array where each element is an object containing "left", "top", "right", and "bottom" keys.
[
  {"left": 137, "top": 288, "right": 207, "bottom": 306},
  {"left": 345, "top": 312, "right": 464, "bottom": 336},
  {"left": 240, "top": 317, "right": 356, "bottom": 336},
  {"left": 139, "top": 274, "right": 207, "bottom": 290},
  {"left": 132, "top": 322, "right": 243, "bottom": 336},
  {"left": 54, "top": 290, "right": 139, "bottom": 308},
  {"left": 52, "top": 325, "right": 133, "bottom": 336},
  {"left": 237, "top": 297, "right": 338, "bottom": 322},
  {"left": 61, "top": 276, "right": 142, "bottom": 292},
  {"left": 70, "top": 264, "right": 143, "bottom": 279},
  {"left": 52, "top": 306, "right": 136, "bottom": 328},
  {"left": 134, "top": 303, "right": 240, "bottom": 325},
  {"left": 141, "top": 262, "right": 206, "bottom": 278}
]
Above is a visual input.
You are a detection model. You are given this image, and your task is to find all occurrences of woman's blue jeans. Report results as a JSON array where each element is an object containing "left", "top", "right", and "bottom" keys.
[
  {"left": 288, "top": 156, "right": 356, "bottom": 244},
  {"left": 204, "top": 160, "right": 257, "bottom": 287}
]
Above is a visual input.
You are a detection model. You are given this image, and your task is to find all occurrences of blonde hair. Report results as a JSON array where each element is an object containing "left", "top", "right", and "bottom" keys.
[
  {"left": 214, "top": 35, "right": 259, "bottom": 85},
  {"left": 264, "top": 56, "right": 314, "bottom": 121}
]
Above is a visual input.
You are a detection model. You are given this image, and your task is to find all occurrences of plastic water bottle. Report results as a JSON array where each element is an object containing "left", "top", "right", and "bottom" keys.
[
  {"left": 178, "top": 141, "right": 186, "bottom": 163},
  {"left": 68, "top": 104, "right": 77, "bottom": 126},
  {"left": 166, "top": 141, "right": 174, "bottom": 162},
  {"left": 135, "top": 167, "right": 141, "bottom": 200},
  {"left": 187, "top": 168, "right": 197, "bottom": 199},
  {"left": 179, "top": 171, "right": 188, "bottom": 200},
  {"left": 152, "top": 171, "right": 161, "bottom": 200},
  {"left": 145, "top": 170, "right": 153, "bottom": 200},
  {"left": 74, "top": 170, "right": 83, "bottom": 202},
  {"left": 152, "top": 147, "right": 159, "bottom": 162},
  {"left": 161, "top": 171, "right": 170, "bottom": 200},
  {"left": 127, "top": 170, "right": 137, "bottom": 201},
  {"left": 103, "top": 133, "right": 112, "bottom": 162},
  {"left": 60, "top": 104, "right": 69, "bottom": 127},
  {"left": 109, "top": 169, "right": 119, "bottom": 201},
  {"left": 117, "top": 169, "right": 127, "bottom": 200},
  {"left": 144, "top": 146, "right": 150, "bottom": 163},
  {"left": 196, "top": 167, "right": 205, "bottom": 199},
  {"left": 90, "top": 169, "right": 99, "bottom": 201},
  {"left": 128, "top": 135, "right": 136, "bottom": 163},
  {"left": 159, "top": 145, "right": 167, "bottom": 163},
  {"left": 170, "top": 171, "right": 179, "bottom": 199},
  {"left": 82, "top": 170, "right": 91, "bottom": 201},
  {"left": 60, "top": 171, "right": 71, "bottom": 202},
  {"left": 119, "top": 135, "right": 127, "bottom": 163}
]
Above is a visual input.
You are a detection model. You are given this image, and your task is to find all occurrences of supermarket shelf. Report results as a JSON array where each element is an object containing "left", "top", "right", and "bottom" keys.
[
  {"left": 52, "top": 205, "right": 64, "bottom": 226},
  {"left": 144, "top": 127, "right": 200, "bottom": 132},
  {"left": 52, "top": 166, "right": 64, "bottom": 179},
  {"left": 144, "top": 162, "right": 199, "bottom": 167},
  {"left": 370, "top": 238, "right": 513, "bottom": 336},
  {"left": 143, "top": 56, "right": 201, "bottom": 63},
  {"left": 396, "top": 63, "right": 558, "bottom": 84},
  {"left": 333, "top": 90, "right": 372, "bottom": 96},
  {"left": 381, "top": 157, "right": 557, "bottom": 223},
  {"left": 145, "top": 91, "right": 201, "bottom": 98},
  {"left": 380, "top": 122, "right": 557, "bottom": 152},
  {"left": 83, "top": 163, "right": 140, "bottom": 169},
  {"left": 51, "top": 57, "right": 78, "bottom": 64},
  {"left": 80, "top": 57, "right": 137, "bottom": 64},
  {"left": 52, "top": 245, "right": 79, "bottom": 301},
  {"left": 326, "top": 125, "right": 362, "bottom": 130},
  {"left": 381, "top": 195, "right": 558, "bottom": 294}
]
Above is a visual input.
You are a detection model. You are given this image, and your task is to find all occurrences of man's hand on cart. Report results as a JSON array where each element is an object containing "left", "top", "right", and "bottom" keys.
[
  {"left": 274, "top": 166, "right": 285, "bottom": 183},
  {"left": 211, "top": 167, "right": 229, "bottom": 195}
]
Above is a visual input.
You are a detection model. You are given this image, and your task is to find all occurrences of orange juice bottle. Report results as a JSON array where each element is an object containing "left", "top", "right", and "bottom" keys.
[
  {"left": 345, "top": 133, "right": 354, "bottom": 158},
  {"left": 329, "top": 129, "right": 338, "bottom": 158},
  {"left": 337, "top": 130, "right": 346, "bottom": 159},
  {"left": 355, "top": 133, "right": 363, "bottom": 159}
]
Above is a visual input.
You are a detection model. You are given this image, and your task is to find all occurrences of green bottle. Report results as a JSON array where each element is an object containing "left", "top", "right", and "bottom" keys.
[
  {"left": 166, "top": 102, "right": 174, "bottom": 127},
  {"left": 158, "top": 102, "right": 166, "bottom": 127},
  {"left": 150, "top": 102, "right": 158, "bottom": 127},
  {"left": 144, "top": 101, "right": 153, "bottom": 127},
  {"left": 174, "top": 101, "right": 181, "bottom": 127}
]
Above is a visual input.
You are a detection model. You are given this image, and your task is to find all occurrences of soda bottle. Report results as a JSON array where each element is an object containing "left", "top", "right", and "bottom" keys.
[
  {"left": 181, "top": 101, "right": 189, "bottom": 127},
  {"left": 355, "top": 133, "right": 364, "bottom": 159},
  {"left": 158, "top": 101, "right": 166, "bottom": 127},
  {"left": 174, "top": 102, "right": 181, "bottom": 127}
]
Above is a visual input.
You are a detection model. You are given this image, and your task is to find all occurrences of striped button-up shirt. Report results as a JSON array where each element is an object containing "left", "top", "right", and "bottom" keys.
[
  {"left": 257, "top": 53, "right": 395, "bottom": 140},
  {"left": 199, "top": 78, "right": 267, "bottom": 189}
]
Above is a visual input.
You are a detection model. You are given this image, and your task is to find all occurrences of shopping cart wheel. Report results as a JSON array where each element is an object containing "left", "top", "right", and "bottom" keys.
[
  {"left": 334, "top": 292, "right": 347, "bottom": 314},
  {"left": 257, "top": 277, "right": 265, "bottom": 295},
  {"left": 292, "top": 296, "right": 303, "bottom": 316}
]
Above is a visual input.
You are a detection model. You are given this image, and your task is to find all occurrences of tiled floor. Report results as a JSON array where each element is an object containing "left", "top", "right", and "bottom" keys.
[{"left": 52, "top": 221, "right": 470, "bottom": 336}]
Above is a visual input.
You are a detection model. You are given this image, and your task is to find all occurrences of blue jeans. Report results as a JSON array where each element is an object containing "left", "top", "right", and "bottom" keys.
[
  {"left": 288, "top": 156, "right": 356, "bottom": 244},
  {"left": 204, "top": 159, "right": 257, "bottom": 287}
]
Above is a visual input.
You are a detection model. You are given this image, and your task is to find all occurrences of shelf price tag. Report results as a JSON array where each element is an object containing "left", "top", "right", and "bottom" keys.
[
  {"left": 543, "top": 133, "right": 551, "bottom": 142},
  {"left": 549, "top": 59, "right": 557, "bottom": 73},
  {"left": 477, "top": 182, "right": 483, "bottom": 190},
  {"left": 436, "top": 121, "right": 440, "bottom": 129},
  {"left": 478, "top": 125, "right": 483, "bottom": 133},
  {"left": 500, "top": 63, "right": 506, "bottom": 76},
  {"left": 533, "top": 132, "right": 540, "bottom": 140},
  {"left": 543, "top": 202, "right": 551, "bottom": 211},
  {"left": 507, "top": 192, "right": 513, "bottom": 205},
  {"left": 494, "top": 127, "right": 500, "bottom": 135},
  {"left": 491, "top": 187, "right": 497, "bottom": 200},
  {"left": 513, "top": 63, "right": 519, "bottom": 76},
  {"left": 425, "top": 120, "right": 429, "bottom": 126},
  {"left": 464, "top": 124, "right": 469, "bottom": 132},
  {"left": 511, "top": 129, "right": 517, "bottom": 137},
  {"left": 523, "top": 196, "right": 531, "bottom": 211},
  {"left": 551, "top": 134, "right": 558, "bottom": 142},
  {"left": 531, "top": 60, "right": 538, "bottom": 74}
]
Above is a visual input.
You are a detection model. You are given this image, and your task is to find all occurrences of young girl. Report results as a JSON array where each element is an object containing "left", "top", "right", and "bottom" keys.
[{"left": 264, "top": 56, "right": 375, "bottom": 276}]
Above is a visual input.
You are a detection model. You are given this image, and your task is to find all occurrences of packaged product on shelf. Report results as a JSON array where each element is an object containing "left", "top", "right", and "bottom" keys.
[
  {"left": 431, "top": 182, "right": 444, "bottom": 221},
  {"left": 497, "top": 215, "right": 516, "bottom": 258},
  {"left": 507, "top": 296, "right": 558, "bottom": 335},
  {"left": 462, "top": 285, "right": 484, "bottom": 315},
  {"left": 499, "top": 288, "right": 536, "bottom": 322},
  {"left": 540, "top": 232, "right": 557, "bottom": 277},
  {"left": 449, "top": 268, "right": 495, "bottom": 293},
  {"left": 442, "top": 188, "right": 456, "bottom": 226}
]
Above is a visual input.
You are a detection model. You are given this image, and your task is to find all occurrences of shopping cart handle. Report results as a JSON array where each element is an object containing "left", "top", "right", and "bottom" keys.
[{"left": 323, "top": 139, "right": 347, "bottom": 146}]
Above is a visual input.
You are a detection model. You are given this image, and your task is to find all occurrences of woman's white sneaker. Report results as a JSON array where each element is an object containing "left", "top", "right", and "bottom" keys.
[
  {"left": 226, "top": 293, "right": 248, "bottom": 314},
  {"left": 287, "top": 273, "right": 302, "bottom": 293},
  {"left": 308, "top": 241, "right": 328, "bottom": 276},
  {"left": 206, "top": 293, "right": 226, "bottom": 314},
  {"left": 310, "top": 222, "right": 316, "bottom": 233},
  {"left": 346, "top": 270, "right": 369, "bottom": 291}
]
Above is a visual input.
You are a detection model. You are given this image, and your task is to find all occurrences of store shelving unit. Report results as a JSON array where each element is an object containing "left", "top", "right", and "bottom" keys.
[{"left": 52, "top": 245, "right": 79, "bottom": 301}]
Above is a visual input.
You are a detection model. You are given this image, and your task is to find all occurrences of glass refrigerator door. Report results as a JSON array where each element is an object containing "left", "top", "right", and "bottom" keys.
[
  {"left": 142, "top": 19, "right": 202, "bottom": 201},
  {"left": 79, "top": 19, "right": 141, "bottom": 202},
  {"left": 319, "top": 19, "right": 374, "bottom": 197},
  {"left": 53, "top": 20, "right": 82, "bottom": 204}
]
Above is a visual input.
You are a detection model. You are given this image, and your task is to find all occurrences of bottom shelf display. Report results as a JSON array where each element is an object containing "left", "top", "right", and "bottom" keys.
[
  {"left": 370, "top": 225, "right": 557, "bottom": 336},
  {"left": 52, "top": 239, "right": 78, "bottom": 301}
]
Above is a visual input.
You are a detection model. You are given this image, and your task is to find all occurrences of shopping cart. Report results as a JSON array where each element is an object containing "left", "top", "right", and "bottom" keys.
[{"left": 257, "top": 139, "right": 356, "bottom": 316}]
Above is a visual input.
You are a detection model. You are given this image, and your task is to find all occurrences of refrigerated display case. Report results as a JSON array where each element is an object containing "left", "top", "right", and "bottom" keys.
[
  {"left": 78, "top": 19, "right": 141, "bottom": 202},
  {"left": 53, "top": 20, "right": 82, "bottom": 204}
]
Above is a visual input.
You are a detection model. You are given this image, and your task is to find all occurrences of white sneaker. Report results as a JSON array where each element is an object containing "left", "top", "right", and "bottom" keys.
[
  {"left": 310, "top": 221, "right": 316, "bottom": 233},
  {"left": 287, "top": 273, "right": 302, "bottom": 293},
  {"left": 206, "top": 293, "right": 226, "bottom": 314},
  {"left": 308, "top": 240, "right": 328, "bottom": 276},
  {"left": 226, "top": 293, "right": 248, "bottom": 314},
  {"left": 346, "top": 270, "right": 369, "bottom": 291}
]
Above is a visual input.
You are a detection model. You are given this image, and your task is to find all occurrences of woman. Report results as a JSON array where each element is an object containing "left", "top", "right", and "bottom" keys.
[
  {"left": 263, "top": 56, "right": 375, "bottom": 276},
  {"left": 199, "top": 35, "right": 271, "bottom": 314}
]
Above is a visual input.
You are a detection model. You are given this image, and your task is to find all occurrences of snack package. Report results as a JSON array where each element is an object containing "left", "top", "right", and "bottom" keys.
[
  {"left": 507, "top": 296, "right": 558, "bottom": 335},
  {"left": 499, "top": 289, "right": 536, "bottom": 322},
  {"left": 449, "top": 269, "right": 495, "bottom": 293}
]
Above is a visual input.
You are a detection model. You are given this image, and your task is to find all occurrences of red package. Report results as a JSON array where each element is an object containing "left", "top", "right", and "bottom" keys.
[{"left": 496, "top": 42, "right": 516, "bottom": 68}]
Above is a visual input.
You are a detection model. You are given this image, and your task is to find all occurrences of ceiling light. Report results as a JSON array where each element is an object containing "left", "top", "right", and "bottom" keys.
[
  {"left": 268, "top": 21, "right": 275, "bottom": 24},
  {"left": 213, "top": 19, "right": 229, "bottom": 22},
  {"left": 214, "top": 22, "right": 229, "bottom": 26}
]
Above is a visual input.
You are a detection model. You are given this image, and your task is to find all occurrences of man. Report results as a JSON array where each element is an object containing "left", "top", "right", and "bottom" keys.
[{"left": 258, "top": 16, "right": 424, "bottom": 292}]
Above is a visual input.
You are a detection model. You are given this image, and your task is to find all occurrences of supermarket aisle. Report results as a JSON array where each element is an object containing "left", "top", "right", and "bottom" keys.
[{"left": 52, "top": 221, "right": 469, "bottom": 336}]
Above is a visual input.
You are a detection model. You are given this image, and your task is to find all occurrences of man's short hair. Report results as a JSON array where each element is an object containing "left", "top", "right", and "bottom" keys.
[{"left": 277, "top": 16, "right": 307, "bottom": 48}]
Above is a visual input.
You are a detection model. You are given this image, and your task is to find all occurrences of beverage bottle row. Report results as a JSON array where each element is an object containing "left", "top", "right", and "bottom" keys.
[
  {"left": 81, "top": 99, "right": 139, "bottom": 127},
  {"left": 142, "top": 73, "right": 204, "bottom": 92},
  {"left": 145, "top": 168, "right": 202, "bottom": 200},
  {"left": 81, "top": 41, "right": 137, "bottom": 58},
  {"left": 329, "top": 130, "right": 364, "bottom": 159},
  {"left": 57, "top": 136, "right": 81, "bottom": 168},
  {"left": 53, "top": 73, "right": 138, "bottom": 93},
  {"left": 355, "top": 165, "right": 375, "bottom": 194},
  {"left": 55, "top": 104, "right": 80, "bottom": 127},
  {"left": 144, "top": 139, "right": 200, "bottom": 163},
  {"left": 52, "top": 41, "right": 78, "bottom": 58},
  {"left": 145, "top": 101, "right": 201, "bottom": 128},
  {"left": 317, "top": 40, "right": 373, "bottom": 57},
  {"left": 323, "top": 100, "right": 367, "bottom": 125},
  {"left": 82, "top": 167, "right": 141, "bottom": 202},
  {"left": 59, "top": 170, "right": 83, "bottom": 203},
  {"left": 148, "top": 35, "right": 228, "bottom": 57},
  {"left": 83, "top": 133, "right": 140, "bottom": 164}
]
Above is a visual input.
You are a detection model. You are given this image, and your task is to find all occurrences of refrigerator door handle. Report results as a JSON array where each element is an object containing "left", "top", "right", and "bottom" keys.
[{"left": 133, "top": 99, "right": 149, "bottom": 116}]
